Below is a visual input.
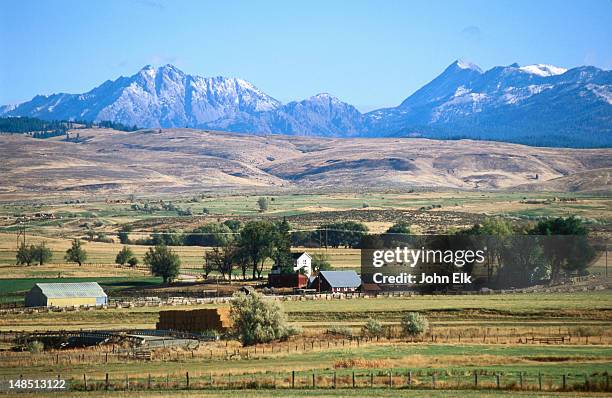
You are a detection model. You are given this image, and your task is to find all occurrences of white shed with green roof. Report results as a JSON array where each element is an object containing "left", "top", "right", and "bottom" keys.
[{"left": 25, "top": 282, "right": 108, "bottom": 307}]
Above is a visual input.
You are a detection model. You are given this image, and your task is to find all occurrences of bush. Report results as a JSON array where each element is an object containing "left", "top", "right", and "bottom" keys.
[
  {"left": 401, "top": 312, "right": 429, "bottom": 336},
  {"left": 327, "top": 325, "right": 353, "bottom": 337},
  {"left": 230, "top": 291, "right": 293, "bottom": 346},
  {"left": 361, "top": 318, "right": 384, "bottom": 338},
  {"left": 27, "top": 340, "right": 44, "bottom": 353}
]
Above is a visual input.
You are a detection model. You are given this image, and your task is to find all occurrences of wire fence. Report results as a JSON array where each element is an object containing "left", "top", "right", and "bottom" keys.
[{"left": 3, "top": 369, "right": 610, "bottom": 393}]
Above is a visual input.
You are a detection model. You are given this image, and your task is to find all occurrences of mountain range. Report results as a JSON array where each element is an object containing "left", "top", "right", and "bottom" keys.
[{"left": 2, "top": 61, "right": 611, "bottom": 147}]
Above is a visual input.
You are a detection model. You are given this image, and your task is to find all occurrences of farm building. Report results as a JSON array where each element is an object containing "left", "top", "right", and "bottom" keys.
[
  {"left": 268, "top": 251, "right": 312, "bottom": 288},
  {"left": 25, "top": 282, "right": 108, "bottom": 307},
  {"left": 292, "top": 252, "right": 312, "bottom": 277},
  {"left": 313, "top": 270, "right": 362, "bottom": 293},
  {"left": 268, "top": 272, "right": 309, "bottom": 288},
  {"left": 157, "top": 308, "right": 233, "bottom": 333}
]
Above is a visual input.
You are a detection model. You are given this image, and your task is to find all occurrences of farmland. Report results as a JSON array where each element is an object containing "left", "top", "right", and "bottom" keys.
[{"left": 0, "top": 189, "right": 610, "bottom": 397}]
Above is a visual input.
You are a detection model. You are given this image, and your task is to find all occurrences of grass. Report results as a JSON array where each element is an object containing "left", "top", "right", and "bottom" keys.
[
  {"left": 4, "top": 388, "right": 605, "bottom": 398},
  {"left": 1, "top": 291, "right": 610, "bottom": 332},
  {"left": 0, "top": 276, "right": 162, "bottom": 304}
]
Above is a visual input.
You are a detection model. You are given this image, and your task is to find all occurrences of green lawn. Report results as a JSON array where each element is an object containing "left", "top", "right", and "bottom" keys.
[{"left": 0, "top": 276, "right": 161, "bottom": 304}]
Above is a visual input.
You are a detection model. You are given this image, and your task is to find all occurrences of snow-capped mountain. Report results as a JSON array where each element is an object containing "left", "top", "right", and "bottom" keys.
[
  {"left": 1, "top": 64, "right": 280, "bottom": 128},
  {"left": 364, "top": 61, "right": 612, "bottom": 147},
  {"left": 2, "top": 61, "right": 611, "bottom": 147},
  {"left": 207, "top": 93, "right": 364, "bottom": 136}
]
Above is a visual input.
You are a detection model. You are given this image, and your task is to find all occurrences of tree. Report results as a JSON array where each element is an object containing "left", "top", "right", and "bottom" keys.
[
  {"left": 321, "top": 221, "right": 368, "bottom": 248},
  {"left": 401, "top": 312, "right": 429, "bottom": 337},
  {"left": 205, "top": 243, "right": 239, "bottom": 281},
  {"left": 118, "top": 225, "right": 132, "bottom": 244},
  {"left": 150, "top": 229, "right": 183, "bottom": 246},
  {"left": 127, "top": 257, "right": 139, "bottom": 267},
  {"left": 223, "top": 219, "right": 242, "bottom": 232},
  {"left": 383, "top": 221, "right": 412, "bottom": 246},
  {"left": 32, "top": 242, "right": 53, "bottom": 265},
  {"left": 311, "top": 252, "right": 332, "bottom": 273},
  {"left": 143, "top": 244, "right": 181, "bottom": 284},
  {"left": 273, "top": 218, "right": 293, "bottom": 274},
  {"left": 257, "top": 197, "right": 269, "bottom": 212},
  {"left": 386, "top": 222, "right": 411, "bottom": 235},
  {"left": 230, "top": 290, "right": 293, "bottom": 346},
  {"left": 238, "top": 221, "right": 276, "bottom": 279},
  {"left": 530, "top": 216, "right": 594, "bottom": 282},
  {"left": 184, "top": 223, "right": 234, "bottom": 247},
  {"left": 65, "top": 239, "right": 87, "bottom": 266},
  {"left": 16, "top": 243, "right": 34, "bottom": 266},
  {"left": 115, "top": 246, "right": 135, "bottom": 265},
  {"left": 461, "top": 218, "right": 514, "bottom": 283}
]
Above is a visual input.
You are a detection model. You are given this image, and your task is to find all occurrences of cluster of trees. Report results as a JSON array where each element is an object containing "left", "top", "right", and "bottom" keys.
[
  {"left": 0, "top": 117, "right": 139, "bottom": 137},
  {"left": 457, "top": 216, "right": 596, "bottom": 286},
  {"left": 16, "top": 242, "right": 53, "bottom": 266},
  {"left": 204, "top": 219, "right": 293, "bottom": 280},
  {"left": 115, "top": 246, "right": 139, "bottom": 267}
]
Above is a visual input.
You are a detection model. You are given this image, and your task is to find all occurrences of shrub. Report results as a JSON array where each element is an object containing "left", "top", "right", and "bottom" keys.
[
  {"left": 230, "top": 291, "right": 292, "bottom": 346},
  {"left": 327, "top": 325, "right": 353, "bottom": 337},
  {"left": 401, "top": 312, "right": 429, "bottom": 336},
  {"left": 27, "top": 340, "right": 44, "bottom": 353},
  {"left": 362, "top": 318, "right": 384, "bottom": 338}
]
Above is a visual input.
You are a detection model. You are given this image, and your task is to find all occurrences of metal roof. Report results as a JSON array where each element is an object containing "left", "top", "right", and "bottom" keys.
[
  {"left": 291, "top": 252, "right": 310, "bottom": 259},
  {"left": 319, "top": 271, "right": 362, "bottom": 288},
  {"left": 34, "top": 282, "right": 107, "bottom": 298}
]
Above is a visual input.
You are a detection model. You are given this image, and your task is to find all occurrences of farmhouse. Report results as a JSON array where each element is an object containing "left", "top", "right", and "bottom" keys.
[
  {"left": 25, "top": 282, "right": 108, "bottom": 307},
  {"left": 292, "top": 252, "right": 312, "bottom": 277},
  {"left": 314, "top": 270, "right": 362, "bottom": 293},
  {"left": 268, "top": 251, "right": 312, "bottom": 288}
]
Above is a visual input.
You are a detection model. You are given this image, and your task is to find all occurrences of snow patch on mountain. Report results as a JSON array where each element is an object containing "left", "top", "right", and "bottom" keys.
[{"left": 519, "top": 64, "right": 567, "bottom": 77}]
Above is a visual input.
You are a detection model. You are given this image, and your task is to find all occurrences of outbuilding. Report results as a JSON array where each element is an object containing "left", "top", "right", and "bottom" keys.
[
  {"left": 25, "top": 282, "right": 108, "bottom": 307},
  {"left": 314, "top": 270, "right": 362, "bottom": 293}
]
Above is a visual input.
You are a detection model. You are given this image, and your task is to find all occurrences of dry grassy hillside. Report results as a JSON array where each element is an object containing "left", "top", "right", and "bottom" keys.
[{"left": 1, "top": 128, "right": 610, "bottom": 197}]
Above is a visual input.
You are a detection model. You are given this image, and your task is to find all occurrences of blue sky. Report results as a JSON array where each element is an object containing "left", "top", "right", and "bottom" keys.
[{"left": 1, "top": 0, "right": 611, "bottom": 111}]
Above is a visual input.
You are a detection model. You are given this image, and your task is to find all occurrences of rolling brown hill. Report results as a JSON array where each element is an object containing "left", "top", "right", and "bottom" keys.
[{"left": 1, "top": 128, "right": 610, "bottom": 198}]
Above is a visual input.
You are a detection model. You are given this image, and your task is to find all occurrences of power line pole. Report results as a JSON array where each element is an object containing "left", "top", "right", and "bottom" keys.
[{"left": 16, "top": 221, "right": 26, "bottom": 248}]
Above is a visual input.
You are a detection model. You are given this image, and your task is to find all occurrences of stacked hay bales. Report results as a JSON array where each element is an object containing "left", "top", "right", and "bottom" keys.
[{"left": 156, "top": 308, "right": 232, "bottom": 333}]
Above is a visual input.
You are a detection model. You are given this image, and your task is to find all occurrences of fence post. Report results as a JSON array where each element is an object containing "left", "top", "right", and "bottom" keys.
[
  {"left": 519, "top": 372, "right": 523, "bottom": 389},
  {"left": 148, "top": 374, "right": 151, "bottom": 389},
  {"left": 83, "top": 374, "right": 87, "bottom": 390},
  {"left": 496, "top": 373, "right": 500, "bottom": 389},
  {"left": 352, "top": 371, "right": 355, "bottom": 388},
  {"left": 388, "top": 371, "right": 392, "bottom": 387},
  {"left": 292, "top": 371, "right": 295, "bottom": 388},
  {"left": 333, "top": 372, "right": 336, "bottom": 389},
  {"left": 125, "top": 374, "right": 128, "bottom": 391},
  {"left": 370, "top": 372, "right": 373, "bottom": 388},
  {"left": 538, "top": 372, "right": 542, "bottom": 390},
  {"left": 408, "top": 371, "right": 412, "bottom": 386},
  {"left": 312, "top": 372, "right": 315, "bottom": 388},
  {"left": 186, "top": 372, "right": 189, "bottom": 389},
  {"left": 474, "top": 372, "right": 478, "bottom": 387},
  {"left": 585, "top": 374, "right": 589, "bottom": 391},
  {"left": 562, "top": 374, "right": 566, "bottom": 390},
  {"left": 105, "top": 373, "right": 109, "bottom": 390},
  {"left": 432, "top": 373, "right": 436, "bottom": 389}
]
